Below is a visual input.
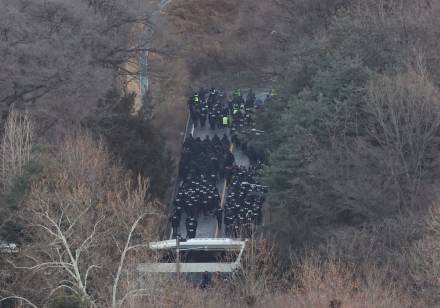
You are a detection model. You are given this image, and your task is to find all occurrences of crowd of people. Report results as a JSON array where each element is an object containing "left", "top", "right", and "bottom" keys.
[
  {"left": 224, "top": 162, "right": 267, "bottom": 238},
  {"left": 187, "top": 88, "right": 227, "bottom": 130},
  {"left": 187, "top": 88, "right": 258, "bottom": 131},
  {"left": 229, "top": 88, "right": 257, "bottom": 132},
  {"left": 171, "top": 87, "right": 267, "bottom": 240},
  {"left": 179, "top": 134, "right": 234, "bottom": 182},
  {"left": 171, "top": 133, "right": 234, "bottom": 239}
]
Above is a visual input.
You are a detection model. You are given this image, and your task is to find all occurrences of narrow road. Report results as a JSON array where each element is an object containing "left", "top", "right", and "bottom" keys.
[
  {"left": 166, "top": 90, "right": 269, "bottom": 240},
  {"left": 138, "top": 2, "right": 268, "bottom": 240},
  {"left": 170, "top": 121, "right": 250, "bottom": 240}
]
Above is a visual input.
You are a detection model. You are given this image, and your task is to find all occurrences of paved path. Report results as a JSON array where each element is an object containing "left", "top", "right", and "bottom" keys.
[
  {"left": 174, "top": 124, "right": 225, "bottom": 239},
  {"left": 142, "top": 1, "right": 265, "bottom": 241},
  {"left": 166, "top": 91, "right": 268, "bottom": 240},
  {"left": 170, "top": 121, "right": 251, "bottom": 240}
]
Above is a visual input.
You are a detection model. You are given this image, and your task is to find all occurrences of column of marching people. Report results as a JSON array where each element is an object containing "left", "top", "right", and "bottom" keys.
[{"left": 170, "top": 87, "right": 268, "bottom": 239}]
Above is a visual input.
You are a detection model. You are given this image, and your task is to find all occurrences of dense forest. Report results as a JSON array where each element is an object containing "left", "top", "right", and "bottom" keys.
[{"left": 2, "top": 0, "right": 440, "bottom": 307}]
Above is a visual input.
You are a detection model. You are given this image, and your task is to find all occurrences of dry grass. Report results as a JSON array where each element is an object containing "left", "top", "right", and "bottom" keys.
[
  {"left": 122, "top": 258, "right": 411, "bottom": 308},
  {"left": 120, "top": 242, "right": 413, "bottom": 308},
  {"left": 289, "top": 256, "right": 412, "bottom": 308}
]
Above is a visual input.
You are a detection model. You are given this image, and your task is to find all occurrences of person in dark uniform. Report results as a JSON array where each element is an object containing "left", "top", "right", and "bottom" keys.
[
  {"left": 245, "top": 88, "right": 255, "bottom": 109},
  {"left": 233, "top": 223, "right": 240, "bottom": 239},
  {"left": 187, "top": 227, "right": 196, "bottom": 239},
  {"left": 186, "top": 216, "right": 197, "bottom": 239},
  {"left": 208, "top": 112, "right": 216, "bottom": 130},
  {"left": 224, "top": 215, "right": 232, "bottom": 237},
  {"left": 216, "top": 207, "right": 223, "bottom": 229},
  {"left": 216, "top": 108, "right": 223, "bottom": 129},
  {"left": 173, "top": 88, "right": 270, "bottom": 239},
  {"left": 186, "top": 216, "right": 197, "bottom": 228},
  {"left": 202, "top": 194, "right": 209, "bottom": 216},
  {"left": 224, "top": 165, "right": 232, "bottom": 185},
  {"left": 200, "top": 271, "right": 211, "bottom": 289},
  {"left": 200, "top": 106, "right": 207, "bottom": 128}
]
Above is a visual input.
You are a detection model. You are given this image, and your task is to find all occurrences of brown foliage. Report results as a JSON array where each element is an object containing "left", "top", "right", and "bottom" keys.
[
  {"left": 366, "top": 61, "right": 440, "bottom": 208},
  {"left": 289, "top": 255, "right": 412, "bottom": 308},
  {"left": 3, "top": 132, "right": 162, "bottom": 307},
  {"left": 0, "top": 0, "right": 153, "bottom": 135}
]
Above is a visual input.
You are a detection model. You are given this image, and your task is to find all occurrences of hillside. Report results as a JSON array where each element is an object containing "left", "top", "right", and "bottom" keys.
[{"left": 2, "top": 0, "right": 440, "bottom": 307}]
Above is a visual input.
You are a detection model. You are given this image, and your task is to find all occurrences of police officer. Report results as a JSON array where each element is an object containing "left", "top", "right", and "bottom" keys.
[
  {"left": 224, "top": 214, "right": 233, "bottom": 236},
  {"left": 209, "top": 190, "right": 220, "bottom": 213},
  {"left": 186, "top": 216, "right": 197, "bottom": 237},
  {"left": 232, "top": 103, "right": 239, "bottom": 117},
  {"left": 187, "top": 227, "right": 196, "bottom": 239},
  {"left": 202, "top": 192, "right": 209, "bottom": 216},
  {"left": 200, "top": 271, "right": 210, "bottom": 289},
  {"left": 208, "top": 112, "right": 216, "bottom": 130},
  {"left": 216, "top": 108, "right": 223, "bottom": 129},
  {"left": 216, "top": 207, "right": 223, "bottom": 229},
  {"left": 233, "top": 223, "right": 240, "bottom": 238},
  {"left": 193, "top": 93, "right": 200, "bottom": 105},
  {"left": 222, "top": 115, "right": 229, "bottom": 129},
  {"left": 200, "top": 104, "right": 208, "bottom": 128},
  {"left": 245, "top": 88, "right": 255, "bottom": 109}
]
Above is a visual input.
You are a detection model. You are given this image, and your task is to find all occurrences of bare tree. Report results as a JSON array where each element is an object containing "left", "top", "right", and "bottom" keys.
[
  {"left": 0, "top": 0, "right": 154, "bottom": 130},
  {"left": 0, "top": 106, "right": 33, "bottom": 191},
  {"left": 366, "top": 58, "right": 440, "bottom": 207},
  {"left": 1, "top": 133, "right": 162, "bottom": 308},
  {"left": 290, "top": 253, "right": 411, "bottom": 308},
  {"left": 229, "top": 238, "right": 280, "bottom": 307}
]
